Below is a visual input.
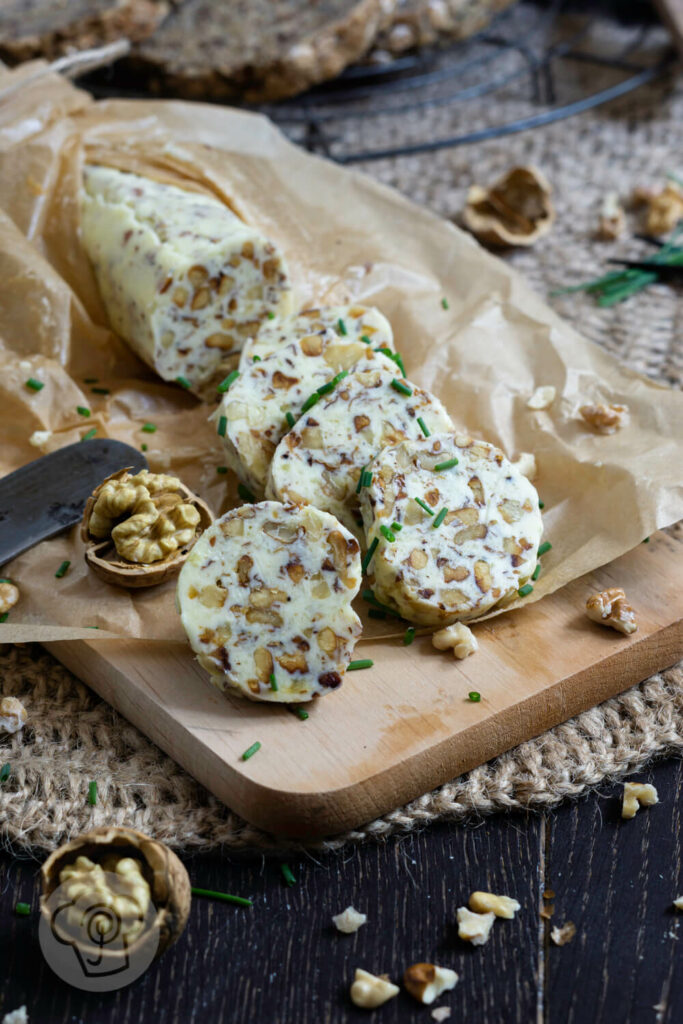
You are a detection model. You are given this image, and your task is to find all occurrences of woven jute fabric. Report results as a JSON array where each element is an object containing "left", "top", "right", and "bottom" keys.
[{"left": 1, "top": 7, "right": 682, "bottom": 854}]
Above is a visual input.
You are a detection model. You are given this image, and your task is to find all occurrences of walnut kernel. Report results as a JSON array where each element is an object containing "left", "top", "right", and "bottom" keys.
[
  {"left": 551, "top": 922, "right": 576, "bottom": 946},
  {"left": 527, "top": 386, "right": 556, "bottom": 410},
  {"left": 350, "top": 969, "right": 399, "bottom": 1008},
  {"left": 596, "top": 192, "right": 625, "bottom": 240},
  {"left": 432, "top": 623, "right": 478, "bottom": 659},
  {"left": 403, "top": 963, "right": 458, "bottom": 1004},
  {"left": 621, "top": 781, "right": 658, "bottom": 819},
  {"left": 585, "top": 587, "right": 637, "bottom": 635},
  {"left": 645, "top": 182, "right": 683, "bottom": 236},
  {"left": 332, "top": 906, "right": 367, "bottom": 934},
  {"left": 456, "top": 906, "right": 496, "bottom": 946},
  {"left": 0, "top": 696, "right": 27, "bottom": 735},
  {"left": 578, "top": 403, "right": 629, "bottom": 434},
  {"left": 0, "top": 582, "right": 19, "bottom": 615},
  {"left": 58, "top": 854, "right": 151, "bottom": 944},
  {"left": 469, "top": 891, "right": 521, "bottom": 919}
]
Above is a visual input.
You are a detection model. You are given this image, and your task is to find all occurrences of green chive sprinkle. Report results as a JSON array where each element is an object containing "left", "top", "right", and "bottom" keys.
[
  {"left": 267, "top": 311, "right": 276, "bottom": 320},
  {"left": 301, "top": 392, "right": 320, "bottom": 413},
  {"left": 337, "top": 318, "right": 347, "bottom": 336},
  {"left": 0, "top": 578, "right": 11, "bottom": 584},
  {"left": 84, "top": 377, "right": 98, "bottom": 384},
  {"left": 361, "top": 335, "right": 372, "bottom": 345},
  {"left": 403, "top": 626, "right": 416, "bottom": 646},
  {"left": 316, "top": 380, "right": 335, "bottom": 396},
  {"left": 643, "top": 537, "right": 650, "bottom": 544},
  {"left": 269, "top": 673, "right": 278, "bottom": 692},
  {"left": 142, "top": 422, "right": 157, "bottom": 434},
  {"left": 91, "top": 387, "right": 110, "bottom": 395},
  {"left": 468, "top": 691, "right": 481, "bottom": 703},
  {"left": 539, "top": 500, "right": 545, "bottom": 509},
  {"left": 362, "top": 470, "right": 373, "bottom": 488},
  {"left": 191, "top": 887, "right": 253, "bottom": 907},
  {"left": 391, "top": 352, "right": 407, "bottom": 378},
  {"left": 217, "top": 370, "right": 240, "bottom": 394},
  {"left": 434, "top": 458, "right": 459, "bottom": 472},
  {"left": 241, "top": 742, "right": 261, "bottom": 761},
  {"left": 380, "top": 525, "right": 395, "bottom": 543},
  {"left": 281, "top": 863, "right": 296, "bottom": 887},
  {"left": 348, "top": 659, "right": 373, "bottom": 671},
  {"left": 390, "top": 378, "right": 412, "bottom": 397},
  {"left": 441, "top": 298, "right": 449, "bottom": 310},
  {"left": 537, "top": 541, "right": 552, "bottom": 557},
  {"left": 532, "top": 564, "right": 541, "bottom": 581},
  {"left": 391, "top": 522, "right": 402, "bottom": 532},
  {"left": 0, "top": 613, "right": 8, "bottom": 624},
  {"left": 293, "top": 708, "right": 309, "bottom": 721},
  {"left": 55, "top": 560, "right": 71, "bottom": 579},
  {"left": 253, "top": 355, "right": 261, "bottom": 363},
  {"left": 361, "top": 537, "right": 379, "bottom": 574},
  {"left": 81, "top": 427, "right": 97, "bottom": 441},
  {"left": 141, "top": 443, "right": 148, "bottom": 452},
  {"left": 88, "top": 781, "right": 97, "bottom": 805},
  {"left": 518, "top": 583, "right": 534, "bottom": 597},
  {"left": 25, "top": 378, "right": 44, "bottom": 392},
  {"left": 0, "top": 763, "right": 10, "bottom": 783},
  {"left": 368, "top": 608, "right": 387, "bottom": 620},
  {"left": 417, "top": 417, "right": 430, "bottom": 438},
  {"left": 217, "top": 415, "right": 227, "bottom": 437},
  {"left": 216, "top": 466, "right": 228, "bottom": 474},
  {"left": 414, "top": 497, "right": 434, "bottom": 516},
  {"left": 285, "top": 411, "right": 296, "bottom": 428},
  {"left": 356, "top": 466, "right": 368, "bottom": 494},
  {"left": 15, "top": 903, "right": 31, "bottom": 917},
  {"left": 432, "top": 507, "right": 448, "bottom": 529},
  {"left": 362, "top": 588, "right": 400, "bottom": 619},
  {"left": 175, "top": 375, "right": 191, "bottom": 389},
  {"left": 238, "top": 483, "right": 255, "bottom": 503},
  {"left": 76, "top": 406, "right": 91, "bottom": 418}
]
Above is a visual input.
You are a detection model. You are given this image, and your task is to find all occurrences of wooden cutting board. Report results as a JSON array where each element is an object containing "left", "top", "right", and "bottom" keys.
[{"left": 46, "top": 529, "right": 683, "bottom": 839}]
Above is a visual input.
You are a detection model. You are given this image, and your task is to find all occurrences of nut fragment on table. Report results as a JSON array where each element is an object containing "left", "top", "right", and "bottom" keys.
[
  {"left": 673, "top": 897, "right": 683, "bottom": 910},
  {"left": 0, "top": 581, "right": 19, "bottom": 616},
  {"left": 596, "top": 192, "right": 626, "bottom": 241},
  {"left": 403, "top": 962, "right": 458, "bottom": 1004},
  {"left": 621, "top": 781, "right": 658, "bottom": 819},
  {"left": 578, "top": 403, "right": 629, "bottom": 435},
  {"left": 29, "top": 430, "right": 52, "bottom": 448},
  {"left": 527, "top": 385, "right": 556, "bottom": 410},
  {"left": 332, "top": 906, "right": 367, "bottom": 934},
  {"left": 431, "top": 622, "right": 478, "bottom": 659},
  {"left": 456, "top": 906, "right": 496, "bottom": 946},
  {"left": 0, "top": 696, "right": 27, "bottom": 735},
  {"left": 350, "top": 968, "right": 400, "bottom": 1008},
  {"left": 643, "top": 181, "right": 683, "bottom": 236},
  {"left": 551, "top": 921, "right": 576, "bottom": 946},
  {"left": 2, "top": 1008, "right": 28, "bottom": 1024},
  {"left": 431, "top": 1009, "right": 452, "bottom": 1023},
  {"left": 585, "top": 587, "right": 637, "bottom": 635},
  {"left": 463, "top": 166, "right": 555, "bottom": 247},
  {"left": 469, "top": 891, "right": 521, "bottom": 919},
  {"left": 512, "top": 452, "right": 537, "bottom": 481}
]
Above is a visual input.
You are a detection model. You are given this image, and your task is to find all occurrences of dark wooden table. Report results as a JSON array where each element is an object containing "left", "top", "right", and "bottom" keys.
[{"left": 1, "top": 754, "right": 681, "bottom": 1023}]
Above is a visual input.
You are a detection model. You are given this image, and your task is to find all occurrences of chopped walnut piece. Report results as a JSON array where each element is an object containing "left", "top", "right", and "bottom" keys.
[
  {"left": 403, "top": 963, "right": 458, "bottom": 1005},
  {"left": 2, "top": 1008, "right": 28, "bottom": 1024},
  {"left": 551, "top": 922, "right": 576, "bottom": 946},
  {"left": 350, "top": 969, "right": 399, "bottom": 1009},
  {"left": 456, "top": 906, "right": 496, "bottom": 946},
  {"left": 621, "top": 781, "right": 658, "bottom": 819},
  {"left": 29, "top": 430, "right": 52, "bottom": 449},
  {"left": 527, "top": 385, "right": 556, "bottom": 410},
  {"left": 431, "top": 1009, "right": 452, "bottom": 1023},
  {"left": 0, "top": 582, "right": 19, "bottom": 616},
  {"left": 0, "top": 696, "right": 27, "bottom": 735},
  {"left": 512, "top": 452, "right": 537, "bottom": 481},
  {"left": 578, "top": 403, "right": 629, "bottom": 435},
  {"left": 332, "top": 906, "right": 367, "bottom": 934},
  {"left": 431, "top": 623, "right": 478, "bottom": 659},
  {"left": 469, "top": 891, "right": 521, "bottom": 919},
  {"left": 644, "top": 181, "right": 683, "bottom": 236},
  {"left": 673, "top": 897, "right": 683, "bottom": 911},
  {"left": 585, "top": 587, "right": 637, "bottom": 635},
  {"left": 596, "top": 192, "right": 626, "bottom": 240}
]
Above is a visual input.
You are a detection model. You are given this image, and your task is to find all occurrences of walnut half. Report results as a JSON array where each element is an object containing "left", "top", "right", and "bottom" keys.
[{"left": 585, "top": 587, "right": 637, "bottom": 635}]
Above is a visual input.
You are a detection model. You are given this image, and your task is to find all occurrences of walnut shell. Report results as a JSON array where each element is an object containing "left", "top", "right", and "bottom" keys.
[
  {"left": 463, "top": 165, "right": 555, "bottom": 247},
  {"left": 81, "top": 468, "right": 213, "bottom": 588},
  {"left": 40, "top": 825, "right": 191, "bottom": 963}
]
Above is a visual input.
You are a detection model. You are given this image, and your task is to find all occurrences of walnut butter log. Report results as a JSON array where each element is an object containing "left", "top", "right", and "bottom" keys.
[{"left": 80, "top": 166, "right": 293, "bottom": 393}]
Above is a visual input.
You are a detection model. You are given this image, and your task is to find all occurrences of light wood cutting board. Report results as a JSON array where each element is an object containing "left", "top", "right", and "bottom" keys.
[{"left": 46, "top": 530, "right": 683, "bottom": 839}]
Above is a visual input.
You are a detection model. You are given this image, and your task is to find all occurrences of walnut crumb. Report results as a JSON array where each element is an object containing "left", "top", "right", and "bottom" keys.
[
  {"left": 403, "top": 963, "right": 458, "bottom": 1005},
  {"left": 350, "top": 969, "right": 399, "bottom": 1009},
  {"left": 551, "top": 922, "right": 576, "bottom": 946},
  {"left": 585, "top": 587, "right": 637, "bottom": 635},
  {"left": 2, "top": 1008, "right": 28, "bottom": 1024},
  {"left": 621, "top": 781, "right": 658, "bottom": 819},
  {"left": 469, "top": 891, "right": 521, "bottom": 919},
  {"left": 432, "top": 623, "right": 478, "bottom": 659},
  {"left": 0, "top": 582, "right": 19, "bottom": 616},
  {"left": 673, "top": 897, "right": 683, "bottom": 911},
  {"left": 527, "top": 386, "right": 556, "bottom": 410},
  {"left": 596, "top": 192, "right": 625, "bottom": 240},
  {"left": 456, "top": 906, "right": 496, "bottom": 946},
  {"left": 332, "top": 906, "right": 367, "bottom": 934},
  {"left": 644, "top": 181, "right": 683, "bottom": 236},
  {"left": 431, "top": 1009, "right": 452, "bottom": 1023},
  {"left": 578, "top": 403, "right": 629, "bottom": 434},
  {"left": 0, "top": 696, "right": 27, "bottom": 735}
]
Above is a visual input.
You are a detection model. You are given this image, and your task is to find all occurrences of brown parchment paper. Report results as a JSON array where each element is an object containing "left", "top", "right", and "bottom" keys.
[{"left": 0, "top": 61, "right": 682, "bottom": 645}]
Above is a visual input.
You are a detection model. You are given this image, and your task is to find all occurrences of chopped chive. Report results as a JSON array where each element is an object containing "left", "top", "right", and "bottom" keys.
[
  {"left": 356, "top": 466, "right": 368, "bottom": 494},
  {"left": 362, "top": 470, "right": 372, "bottom": 487},
  {"left": 362, "top": 588, "right": 401, "bottom": 619},
  {"left": 285, "top": 411, "right": 296, "bottom": 428},
  {"left": 280, "top": 863, "right": 296, "bottom": 887},
  {"left": 0, "top": 578, "right": 11, "bottom": 584},
  {"left": 316, "top": 380, "right": 335, "bottom": 396},
  {"left": 216, "top": 466, "right": 228, "bottom": 474},
  {"left": 390, "top": 352, "right": 407, "bottom": 378},
  {"left": 175, "top": 375, "right": 191, "bottom": 389},
  {"left": 403, "top": 626, "right": 416, "bottom": 646},
  {"left": 532, "top": 564, "right": 541, "bottom": 581},
  {"left": 141, "top": 443, "right": 148, "bottom": 452},
  {"left": 0, "top": 613, "right": 8, "bottom": 624},
  {"left": 15, "top": 903, "right": 31, "bottom": 917},
  {"left": 141, "top": 422, "right": 157, "bottom": 434},
  {"left": 434, "top": 458, "right": 459, "bottom": 472},
  {"left": 301, "top": 392, "right": 321, "bottom": 413},
  {"left": 81, "top": 427, "right": 97, "bottom": 441},
  {"left": 432, "top": 507, "right": 448, "bottom": 529},
  {"left": 253, "top": 355, "right": 261, "bottom": 363},
  {"left": 55, "top": 560, "right": 71, "bottom": 579},
  {"left": 269, "top": 673, "right": 278, "bottom": 692},
  {"left": 241, "top": 741, "right": 261, "bottom": 761},
  {"left": 292, "top": 708, "right": 309, "bottom": 721},
  {"left": 348, "top": 659, "right": 373, "bottom": 671},
  {"left": 217, "top": 370, "right": 240, "bottom": 394},
  {"left": 417, "top": 417, "right": 430, "bottom": 438},
  {"left": 390, "top": 378, "right": 412, "bottom": 397},
  {"left": 337, "top": 318, "right": 347, "bottom": 336},
  {"left": 390, "top": 522, "right": 402, "bottom": 532},
  {"left": 442, "top": 298, "right": 449, "bottom": 310},
  {"left": 84, "top": 377, "right": 98, "bottom": 384},
  {"left": 537, "top": 541, "right": 552, "bottom": 556},
  {"left": 237, "top": 483, "right": 255, "bottom": 503},
  {"left": 0, "top": 763, "right": 10, "bottom": 783},
  {"left": 368, "top": 608, "right": 387, "bottom": 620},
  {"left": 191, "top": 887, "right": 253, "bottom": 907},
  {"left": 91, "top": 387, "right": 110, "bottom": 395},
  {"left": 76, "top": 406, "right": 91, "bottom": 418},
  {"left": 25, "top": 378, "right": 44, "bottom": 392},
  {"left": 643, "top": 537, "right": 650, "bottom": 543},
  {"left": 332, "top": 370, "right": 349, "bottom": 386},
  {"left": 267, "top": 312, "right": 276, "bottom": 320},
  {"left": 361, "top": 334, "right": 372, "bottom": 344},
  {"left": 361, "top": 537, "right": 379, "bottom": 574},
  {"left": 217, "top": 415, "right": 227, "bottom": 437},
  {"left": 518, "top": 583, "right": 534, "bottom": 597},
  {"left": 380, "top": 525, "right": 395, "bottom": 543},
  {"left": 539, "top": 500, "right": 545, "bottom": 509},
  {"left": 468, "top": 691, "right": 481, "bottom": 703},
  {"left": 414, "top": 497, "right": 434, "bottom": 516},
  {"left": 88, "top": 781, "right": 97, "bottom": 805}
]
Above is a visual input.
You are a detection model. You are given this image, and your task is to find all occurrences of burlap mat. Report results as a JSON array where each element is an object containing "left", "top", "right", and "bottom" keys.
[{"left": 1, "top": 7, "right": 682, "bottom": 854}]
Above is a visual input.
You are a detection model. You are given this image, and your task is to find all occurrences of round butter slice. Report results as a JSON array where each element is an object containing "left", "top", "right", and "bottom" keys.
[
  {"left": 240, "top": 305, "right": 394, "bottom": 366},
  {"left": 177, "top": 501, "right": 362, "bottom": 703},
  {"left": 359, "top": 434, "right": 543, "bottom": 626}
]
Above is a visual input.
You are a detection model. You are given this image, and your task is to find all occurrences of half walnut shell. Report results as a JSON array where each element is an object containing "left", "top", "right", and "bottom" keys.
[
  {"left": 463, "top": 165, "right": 555, "bottom": 247},
  {"left": 40, "top": 825, "right": 191, "bottom": 964},
  {"left": 81, "top": 467, "right": 213, "bottom": 588}
]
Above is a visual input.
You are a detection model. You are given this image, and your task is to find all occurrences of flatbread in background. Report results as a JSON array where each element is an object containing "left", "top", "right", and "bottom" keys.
[
  {"left": 0, "top": 0, "right": 172, "bottom": 62},
  {"left": 372, "top": 0, "right": 516, "bottom": 54}
]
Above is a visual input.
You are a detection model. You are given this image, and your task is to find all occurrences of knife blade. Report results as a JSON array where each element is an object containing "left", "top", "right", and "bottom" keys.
[{"left": 0, "top": 439, "right": 147, "bottom": 567}]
